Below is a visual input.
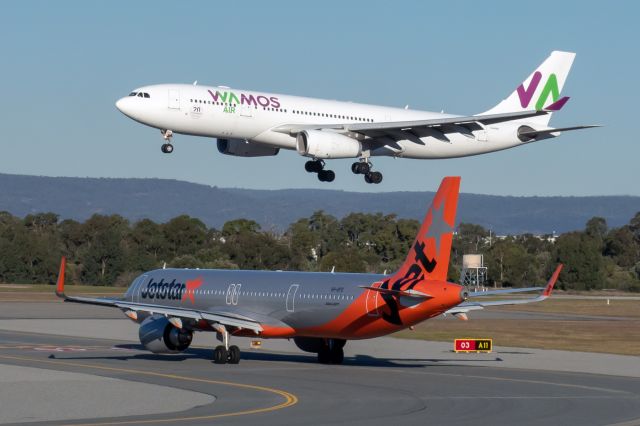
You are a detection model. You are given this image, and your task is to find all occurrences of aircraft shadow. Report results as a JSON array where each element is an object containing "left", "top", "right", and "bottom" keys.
[{"left": 46, "top": 343, "right": 503, "bottom": 368}]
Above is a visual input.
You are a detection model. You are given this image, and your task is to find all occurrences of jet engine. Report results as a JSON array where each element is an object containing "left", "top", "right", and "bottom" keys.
[
  {"left": 296, "top": 130, "right": 361, "bottom": 159},
  {"left": 217, "top": 138, "right": 280, "bottom": 157},
  {"left": 138, "top": 315, "right": 193, "bottom": 354}
]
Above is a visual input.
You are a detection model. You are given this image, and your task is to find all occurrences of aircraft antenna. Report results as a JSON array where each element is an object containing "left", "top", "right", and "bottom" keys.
[
  {"left": 193, "top": 80, "right": 198, "bottom": 86},
  {"left": 331, "top": 266, "right": 335, "bottom": 273},
  {"left": 163, "top": 262, "right": 167, "bottom": 270}
]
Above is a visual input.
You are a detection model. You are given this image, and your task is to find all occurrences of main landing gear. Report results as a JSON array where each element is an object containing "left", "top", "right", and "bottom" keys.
[
  {"left": 212, "top": 324, "right": 241, "bottom": 364},
  {"left": 305, "top": 159, "right": 335, "bottom": 182},
  {"left": 160, "top": 129, "right": 174, "bottom": 154},
  {"left": 317, "top": 338, "right": 346, "bottom": 364},
  {"left": 351, "top": 160, "right": 382, "bottom": 184}
]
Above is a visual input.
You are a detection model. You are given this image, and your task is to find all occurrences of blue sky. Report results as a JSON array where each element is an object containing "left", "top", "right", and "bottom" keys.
[{"left": 1, "top": 0, "right": 638, "bottom": 196}]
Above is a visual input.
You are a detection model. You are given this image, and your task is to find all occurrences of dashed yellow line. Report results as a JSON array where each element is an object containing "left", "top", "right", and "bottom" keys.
[{"left": 0, "top": 354, "right": 298, "bottom": 425}]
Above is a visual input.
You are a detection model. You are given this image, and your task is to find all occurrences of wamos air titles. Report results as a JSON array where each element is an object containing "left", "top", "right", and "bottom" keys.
[
  {"left": 116, "top": 51, "right": 596, "bottom": 184},
  {"left": 56, "top": 177, "right": 562, "bottom": 365}
]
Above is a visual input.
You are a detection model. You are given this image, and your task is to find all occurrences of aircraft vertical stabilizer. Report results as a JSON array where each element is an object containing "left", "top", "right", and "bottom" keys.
[
  {"left": 482, "top": 51, "right": 576, "bottom": 125},
  {"left": 391, "top": 176, "right": 460, "bottom": 283}
]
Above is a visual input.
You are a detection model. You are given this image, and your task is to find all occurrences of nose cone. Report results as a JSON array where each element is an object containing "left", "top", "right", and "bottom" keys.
[
  {"left": 116, "top": 96, "right": 141, "bottom": 120},
  {"left": 115, "top": 96, "right": 133, "bottom": 117}
]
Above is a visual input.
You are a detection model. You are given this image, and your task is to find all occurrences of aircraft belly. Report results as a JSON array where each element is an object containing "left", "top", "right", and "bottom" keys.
[
  {"left": 389, "top": 134, "right": 507, "bottom": 159},
  {"left": 251, "top": 130, "right": 297, "bottom": 149},
  {"left": 282, "top": 304, "right": 349, "bottom": 329}
]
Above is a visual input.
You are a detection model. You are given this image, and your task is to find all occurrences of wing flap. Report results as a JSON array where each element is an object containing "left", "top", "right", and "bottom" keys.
[{"left": 201, "top": 312, "right": 263, "bottom": 332}]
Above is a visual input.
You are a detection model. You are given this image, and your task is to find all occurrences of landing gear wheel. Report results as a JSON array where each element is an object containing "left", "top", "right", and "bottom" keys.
[
  {"left": 305, "top": 160, "right": 324, "bottom": 173},
  {"left": 213, "top": 345, "right": 228, "bottom": 364},
  {"left": 227, "top": 345, "right": 240, "bottom": 364},
  {"left": 318, "top": 170, "right": 335, "bottom": 182},
  {"left": 351, "top": 162, "right": 370, "bottom": 174},
  {"left": 318, "top": 347, "right": 331, "bottom": 364},
  {"left": 161, "top": 143, "right": 174, "bottom": 154},
  {"left": 364, "top": 171, "right": 382, "bottom": 184},
  {"left": 329, "top": 347, "right": 344, "bottom": 364},
  {"left": 317, "top": 346, "right": 344, "bottom": 364}
]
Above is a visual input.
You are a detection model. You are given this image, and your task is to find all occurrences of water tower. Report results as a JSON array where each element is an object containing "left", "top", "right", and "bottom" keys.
[{"left": 461, "top": 254, "right": 488, "bottom": 290}]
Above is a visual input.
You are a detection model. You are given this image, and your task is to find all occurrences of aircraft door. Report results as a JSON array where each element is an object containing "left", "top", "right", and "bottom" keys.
[
  {"left": 133, "top": 274, "right": 148, "bottom": 303},
  {"left": 168, "top": 89, "right": 180, "bottom": 109},
  {"left": 365, "top": 281, "right": 383, "bottom": 317},
  {"left": 286, "top": 284, "right": 299, "bottom": 312},
  {"left": 239, "top": 104, "right": 253, "bottom": 117}
]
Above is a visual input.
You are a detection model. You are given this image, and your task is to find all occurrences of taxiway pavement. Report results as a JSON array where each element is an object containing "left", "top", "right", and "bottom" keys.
[{"left": 0, "top": 301, "right": 639, "bottom": 426}]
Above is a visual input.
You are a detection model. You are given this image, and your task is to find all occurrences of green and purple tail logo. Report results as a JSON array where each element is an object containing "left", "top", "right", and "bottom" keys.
[{"left": 517, "top": 71, "right": 569, "bottom": 111}]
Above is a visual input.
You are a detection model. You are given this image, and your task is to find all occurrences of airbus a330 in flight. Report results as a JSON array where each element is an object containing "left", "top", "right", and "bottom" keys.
[
  {"left": 56, "top": 177, "right": 562, "bottom": 364},
  {"left": 116, "top": 51, "right": 596, "bottom": 184}
]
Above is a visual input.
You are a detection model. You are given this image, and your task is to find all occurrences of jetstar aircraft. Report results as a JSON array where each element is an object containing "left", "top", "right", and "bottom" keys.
[
  {"left": 115, "top": 51, "right": 596, "bottom": 184},
  {"left": 56, "top": 177, "right": 562, "bottom": 364}
]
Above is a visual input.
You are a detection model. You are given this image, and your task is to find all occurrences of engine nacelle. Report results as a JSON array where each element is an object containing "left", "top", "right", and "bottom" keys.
[
  {"left": 293, "top": 337, "right": 346, "bottom": 353},
  {"left": 138, "top": 315, "right": 193, "bottom": 354},
  {"left": 217, "top": 138, "right": 279, "bottom": 157},
  {"left": 296, "top": 130, "right": 361, "bottom": 159}
]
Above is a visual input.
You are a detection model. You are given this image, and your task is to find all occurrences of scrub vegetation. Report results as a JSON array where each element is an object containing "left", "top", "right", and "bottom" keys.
[{"left": 0, "top": 210, "right": 639, "bottom": 291}]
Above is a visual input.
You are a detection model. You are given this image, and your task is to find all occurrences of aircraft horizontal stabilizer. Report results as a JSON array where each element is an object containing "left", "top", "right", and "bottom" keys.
[
  {"left": 519, "top": 125, "right": 601, "bottom": 139},
  {"left": 359, "top": 285, "right": 433, "bottom": 299},
  {"left": 445, "top": 265, "right": 563, "bottom": 317}
]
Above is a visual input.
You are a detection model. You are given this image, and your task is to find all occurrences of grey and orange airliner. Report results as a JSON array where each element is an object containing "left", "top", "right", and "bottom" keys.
[{"left": 56, "top": 177, "right": 561, "bottom": 364}]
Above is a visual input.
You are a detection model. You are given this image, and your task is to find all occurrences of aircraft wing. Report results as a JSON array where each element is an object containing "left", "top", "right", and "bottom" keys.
[
  {"left": 446, "top": 264, "right": 562, "bottom": 318},
  {"left": 54, "top": 258, "right": 263, "bottom": 333},
  {"left": 274, "top": 110, "right": 549, "bottom": 139}
]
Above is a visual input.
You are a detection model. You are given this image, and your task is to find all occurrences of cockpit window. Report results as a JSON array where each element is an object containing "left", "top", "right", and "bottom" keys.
[
  {"left": 137, "top": 92, "right": 143, "bottom": 97},
  {"left": 143, "top": 93, "right": 150, "bottom": 98},
  {"left": 129, "top": 92, "right": 137, "bottom": 96}
]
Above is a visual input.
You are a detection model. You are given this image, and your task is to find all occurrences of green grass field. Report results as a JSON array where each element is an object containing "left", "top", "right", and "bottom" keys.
[{"left": 394, "top": 298, "right": 640, "bottom": 356}]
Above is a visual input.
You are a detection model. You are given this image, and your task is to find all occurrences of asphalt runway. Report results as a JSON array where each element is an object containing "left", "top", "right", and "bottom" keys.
[{"left": 1, "top": 302, "right": 639, "bottom": 426}]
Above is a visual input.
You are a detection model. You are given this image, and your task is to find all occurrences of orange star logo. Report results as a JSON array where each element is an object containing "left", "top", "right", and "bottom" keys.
[{"left": 182, "top": 277, "right": 203, "bottom": 304}]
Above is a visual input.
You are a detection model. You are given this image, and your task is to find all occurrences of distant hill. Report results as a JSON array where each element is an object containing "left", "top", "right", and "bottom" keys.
[{"left": 1, "top": 173, "right": 638, "bottom": 234}]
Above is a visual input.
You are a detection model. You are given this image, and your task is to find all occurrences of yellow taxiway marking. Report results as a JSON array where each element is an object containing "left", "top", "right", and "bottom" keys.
[{"left": 0, "top": 354, "right": 298, "bottom": 425}]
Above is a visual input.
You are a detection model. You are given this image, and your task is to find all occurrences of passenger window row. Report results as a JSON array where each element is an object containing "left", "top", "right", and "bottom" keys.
[
  {"left": 188, "top": 98, "right": 373, "bottom": 122},
  {"left": 147, "top": 288, "right": 354, "bottom": 301},
  {"left": 293, "top": 110, "right": 373, "bottom": 122}
]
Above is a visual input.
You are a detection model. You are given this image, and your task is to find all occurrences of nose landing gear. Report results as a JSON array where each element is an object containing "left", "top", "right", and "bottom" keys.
[
  {"left": 305, "top": 160, "right": 336, "bottom": 182},
  {"left": 160, "top": 129, "right": 174, "bottom": 154},
  {"left": 351, "top": 160, "right": 383, "bottom": 184}
]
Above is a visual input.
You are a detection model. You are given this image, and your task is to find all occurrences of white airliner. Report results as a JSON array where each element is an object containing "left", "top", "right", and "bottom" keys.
[{"left": 115, "top": 51, "right": 596, "bottom": 184}]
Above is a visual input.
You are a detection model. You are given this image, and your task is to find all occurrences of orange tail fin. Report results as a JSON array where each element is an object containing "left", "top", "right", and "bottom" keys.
[
  {"left": 56, "top": 257, "right": 66, "bottom": 298},
  {"left": 393, "top": 176, "right": 461, "bottom": 283}
]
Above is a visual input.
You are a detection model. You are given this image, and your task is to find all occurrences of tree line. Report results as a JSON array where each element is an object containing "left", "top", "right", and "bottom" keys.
[{"left": 0, "top": 210, "right": 639, "bottom": 291}]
